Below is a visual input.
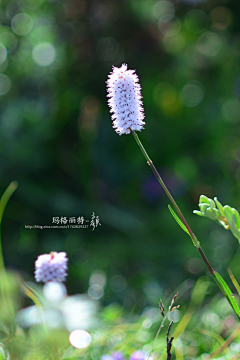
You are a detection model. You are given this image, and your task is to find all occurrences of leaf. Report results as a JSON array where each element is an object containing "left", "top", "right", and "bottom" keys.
[
  {"left": 199, "top": 203, "right": 211, "bottom": 214},
  {"left": 206, "top": 207, "right": 219, "bottom": 221},
  {"left": 199, "top": 196, "right": 216, "bottom": 209},
  {"left": 199, "top": 195, "right": 212, "bottom": 205},
  {"left": 168, "top": 205, "right": 190, "bottom": 235},
  {"left": 214, "top": 271, "right": 240, "bottom": 320},
  {"left": 229, "top": 224, "right": 240, "bottom": 243},
  {"left": 224, "top": 206, "right": 235, "bottom": 227},
  {"left": 224, "top": 206, "right": 240, "bottom": 242},
  {"left": 228, "top": 268, "right": 240, "bottom": 297},
  {"left": 214, "top": 197, "right": 225, "bottom": 217},
  {"left": 168, "top": 205, "right": 199, "bottom": 247},
  {"left": 193, "top": 210, "right": 205, "bottom": 217},
  {"left": 232, "top": 208, "right": 240, "bottom": 230}
]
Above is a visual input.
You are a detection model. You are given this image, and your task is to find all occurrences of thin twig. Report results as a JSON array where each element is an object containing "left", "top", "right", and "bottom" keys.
[
  {"left": 166, "top": 321, "right": 174, "bottom": 360},
  {"left": 148, "top": 293, "right": 179, "bottom": 360}
]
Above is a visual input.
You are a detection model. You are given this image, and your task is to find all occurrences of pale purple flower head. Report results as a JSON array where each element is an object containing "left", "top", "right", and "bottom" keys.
[
  {"left": 130, "top": 350, "right": 146, "bottom": 360},
  {"left": 34, "top": 251, "right": 68, "bottom": 283},
  {"left": 112, "top": 352, "right": 126, "bottom": 360},
  {"left": 106, "top": 64, "right": 145, "bottom": 135}
]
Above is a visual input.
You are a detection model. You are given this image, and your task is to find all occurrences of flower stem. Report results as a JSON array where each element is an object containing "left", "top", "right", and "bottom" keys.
[{"left": 131, "top": 130, "right": 215, "bottom": 276}]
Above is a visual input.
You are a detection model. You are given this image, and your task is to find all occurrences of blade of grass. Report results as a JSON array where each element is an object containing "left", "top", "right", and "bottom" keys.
[
  {"left": 0, "top": 181, "right": 18, "bottom": 270},
  {"left": 228, "top": 268, "right": 240, "bottom": 296}
]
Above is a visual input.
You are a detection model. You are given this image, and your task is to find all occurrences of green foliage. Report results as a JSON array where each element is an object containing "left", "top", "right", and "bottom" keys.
[
  {"left": 213, "top": 271, "right": 240, "bottom": 320},
  {"left": 194, "top": 195, "right": 240, "bottom": 243},
  {"left": 168, "top": 205, "right": 200, "bottom": 247},
  {"left": 0, "top": 270, "right": 239, "bottom": 359}
]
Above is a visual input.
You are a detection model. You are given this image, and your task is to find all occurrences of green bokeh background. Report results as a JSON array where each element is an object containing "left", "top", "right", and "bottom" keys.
[{"left": 1, "top": 0, "right": 240, "bottom": 306}]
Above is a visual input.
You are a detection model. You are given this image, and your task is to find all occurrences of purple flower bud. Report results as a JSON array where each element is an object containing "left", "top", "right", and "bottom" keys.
[
  {"left": 34, "top": 251, "right": 68, "bottom": 283},
  {"left": 106, "top": 64, "right": 145, "bottom": 135},
  {"left": 130, "top": 350, "right": 146, "bottom": 360},
  {"left": 112, "top": 352, "right": 126, "bottom": 360}
]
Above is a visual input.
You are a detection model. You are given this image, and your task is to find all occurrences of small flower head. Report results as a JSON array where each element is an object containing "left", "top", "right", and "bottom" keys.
[
  {"left": 106, "top": 64, "right": 145, "bottom": 135},
  {"left": 112, "top": 352, "right": 126, "bottom": 360},
  {"left": 35, "top": 251, "right": 68, "bottom": 283},
  {"left": 130, "top": 350, "right": 146, "bottom": 360}
]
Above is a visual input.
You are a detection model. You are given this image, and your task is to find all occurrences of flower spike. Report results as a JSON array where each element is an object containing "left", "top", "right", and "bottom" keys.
[
  {"left": 34, "top": 251, "right": 68, "bottom": 283},
  {"left": 106, "top": 64, "right": 145, "bottom": 135}
]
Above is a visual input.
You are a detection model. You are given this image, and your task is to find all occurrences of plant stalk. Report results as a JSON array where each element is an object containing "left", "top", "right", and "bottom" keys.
[{"left": 132, "top": 130, "right": 215, "bottom": 276}]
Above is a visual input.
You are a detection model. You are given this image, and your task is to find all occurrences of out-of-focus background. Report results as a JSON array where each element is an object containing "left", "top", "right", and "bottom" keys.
[{"left": 1, "top": 0, "right": 240, "bottom": 307}]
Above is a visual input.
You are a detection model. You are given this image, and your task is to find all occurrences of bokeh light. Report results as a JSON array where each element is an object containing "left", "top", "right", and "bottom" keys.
[
  {"left": 153, "top": 1, "right": 175, "bottom": 21},
  {"left": 197, "top": 32, "right": 222, "bottom": 57},
  {"left": 43, "top": 281, "right": 67, "bottom": 302},
  {"left": 181, "top": 81, "right": 205, "bottom": 107},
  {"left": 158, "top": 16, "right": 181, "bottom": 37},
  {"left": 202, "top": 312, "right": 220, "bottom": 328},
  {"left": 0, "top": 32, "right": 18, "bottom": 53},
  {"left": 32, "top": 42, "right": 56, "bottom": 67},
  {"left": 168, "top": 309, "right": 180, "bottom": 323},
  {"left": 210, "top": 6, "right": 233, "bottom": 29},
  {"left": 11, "top": 13, "right": 33, "bottom": 36},
  {"left": 88, "top": 284, "right": 104, "bottom": 300},
  {"left": 69, "top": 329, "right": 92, "bottom": 349}
]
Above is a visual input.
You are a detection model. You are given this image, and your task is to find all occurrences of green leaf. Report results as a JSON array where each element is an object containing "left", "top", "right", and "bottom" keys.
[
  {"left": 199, "top": 195, "right": 212, "bottom": 205},
  {"left": 168, "top": 205, "right": 190, "bottom": 235},
  {"left": 199, "top": 203, "right": 211, "bottom": 214},
  {"left": 214, "top": 197, "right": 225, "bottom": 217},
  {"left": 223, "top": 206, "right": 240, "bottom": 241},
  {"left": 228, "top": 268, "right": 240, "bottom": 297},
  {"left": 168, "top": 205, "right": 199, "bottom": 247},
  {"left": 214, "top": 271, "right": 240, "bottom": 320},
  {"left": 224, "top": 206, "right": 235, "bottom": 227},
  {"left": 228, "top": 224, "right": 240, "bottom": 243},
  {"left": 205, "top": 207, "right": 219, "bottom": 221},
  {"left": 193, "top": 210, "right": 205, "bottom": 217},
  {"left": 232, "top": 208, "right": 240, "bottom": 230}
]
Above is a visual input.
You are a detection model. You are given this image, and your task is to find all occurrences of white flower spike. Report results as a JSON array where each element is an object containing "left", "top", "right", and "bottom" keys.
[
  {"left": 35, "top": 251, "right": 68, "bottom": 283},
  {"left": 107, "top": 64, "right": 145, "bottom": 135}
]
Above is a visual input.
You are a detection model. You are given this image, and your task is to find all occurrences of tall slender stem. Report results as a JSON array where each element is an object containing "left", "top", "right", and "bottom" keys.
[{"left": 131, "top": 130, "right": 215, "bottom": 276}]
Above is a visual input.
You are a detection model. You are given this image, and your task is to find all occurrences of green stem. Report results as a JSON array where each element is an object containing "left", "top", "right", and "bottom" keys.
[
  {"left": 0, "top": 182, "right": 18, "bottom": 325},
  {"left": 0, "top": 181, "right": 18, "bottom": 271},
  {"left": 132, "top": 130, "right": 215, "bottom": 276}
]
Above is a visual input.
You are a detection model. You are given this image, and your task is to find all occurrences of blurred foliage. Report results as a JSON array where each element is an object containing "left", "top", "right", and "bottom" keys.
[
  {"left": 1, "top": 0, "right": 240, "bottom": 309},
  {"left": 1, "top": 272, "right": 240, "bottom": 359}
]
